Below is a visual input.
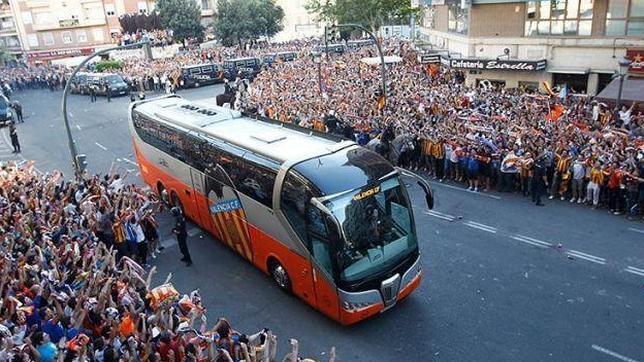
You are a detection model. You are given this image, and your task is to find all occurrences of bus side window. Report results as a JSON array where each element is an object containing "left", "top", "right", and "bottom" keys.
[
  {"left": 280, "top": 172, "right": 309, "bottom": 243},
  {"left": 305, "top": 204, "right": 335, "bottom": 278}
]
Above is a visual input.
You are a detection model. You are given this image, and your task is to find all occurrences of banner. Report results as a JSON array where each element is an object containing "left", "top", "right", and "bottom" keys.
[
  {"left": 626, "top": 49, "right": 643, "bottom": 75},
  {"left": 442, "top": 57, "right": 547, "bottom": 71}
]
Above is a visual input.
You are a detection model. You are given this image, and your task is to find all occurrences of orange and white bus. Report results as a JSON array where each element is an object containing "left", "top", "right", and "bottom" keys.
[{"left": 128, "top": 95, "right": 434, "bottom": 325}]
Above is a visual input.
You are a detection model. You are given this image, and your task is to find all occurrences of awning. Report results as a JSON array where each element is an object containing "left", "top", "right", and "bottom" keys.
[
  {"left": 595, "top": 77, "right": 644, "bottom": 105},
  {"left": 361, "top": 55, "right": 403, "bottom": 65},
  {"left": 547, "top": 67, "right": 590, "bottom": 74}
]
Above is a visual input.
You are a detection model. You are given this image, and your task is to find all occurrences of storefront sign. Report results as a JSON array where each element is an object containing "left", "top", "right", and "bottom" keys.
[
  {"left": 27, "top": 47, "right": 94, "bottom": 60},
  {"left": 59, "top": 19, "right": 79, "bottom": 28},
  {"left": 441, "top": 57, "right": 546, "bottom": 71},
  {"left": 626, "top": 49, "right": 644, "bottom": 75},
  {"left": 418, "top": 54, "right": 441, "bottom": 64}
]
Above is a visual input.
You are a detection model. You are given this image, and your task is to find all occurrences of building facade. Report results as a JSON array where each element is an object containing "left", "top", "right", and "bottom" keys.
[
  {"left": 0, "top": 1, "right": 23, "bottom": 56},
  {"left": 418, "top": 0, "right": 644, "bottom": 95}
]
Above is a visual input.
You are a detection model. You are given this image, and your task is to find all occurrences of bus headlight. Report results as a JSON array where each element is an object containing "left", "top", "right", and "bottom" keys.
[{"left": 342, "top": 301, "right": 373, "bottom": 312}]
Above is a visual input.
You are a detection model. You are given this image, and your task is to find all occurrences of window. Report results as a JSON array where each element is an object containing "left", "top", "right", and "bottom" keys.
[
  {"left": 525, "top": 0, "right": 593, "bottom": 36},
  {"left": 105, "top": 4, "right": 116, "bottom": 16},
  {"left": 232, "top": 153, "right": 278, "bottom": 208},
  {"left": 27, "top": 34, "right": 38, "bottom": 47},
  {"left": 76, "top": 30, "right": 87, "bottom": 43},
  {"left": 34, "top": 12, "right": 53, "bottom": 26},
  {"left": 280, "top": 172, "right": 312, "bottom": 243},
  {"left": 605, "top": 0, "right": 644, "bottom": 35},
  {"left": 42, "top": 32, "right": 54, "bottom": 46},
  {"left": 21, "top": 12, "right": 32, "bottom": 25},
  {"left": 62, "top": 31, "right": 73, "bottom": 44},
  {"left": 93, "top": 28, "right": 104, "bottom": 42},
  {"left": 448, "top": 4, "right": 469, "bottom": 34},
  {"left": 201, "top": 0, "right": 211, "bottom": 10}
]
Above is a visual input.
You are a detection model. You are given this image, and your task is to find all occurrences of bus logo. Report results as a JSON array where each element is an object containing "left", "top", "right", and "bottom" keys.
[
  {"left": 353, "top": 186, "right": 380, "bottom": 201},
  {"left": 209, "top": 199, "right": 242, "bottom": 214}
]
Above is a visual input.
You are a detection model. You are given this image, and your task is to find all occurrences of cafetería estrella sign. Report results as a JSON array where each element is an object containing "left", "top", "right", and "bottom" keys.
[{"left": 440, "top": 56, "right": 546, "bottom": 72}]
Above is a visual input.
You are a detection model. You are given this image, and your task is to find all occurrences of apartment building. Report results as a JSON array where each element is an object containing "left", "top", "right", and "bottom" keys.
[
  {"left": 418, "top": 0, "right": 644, "bottom": 95},
  {"left": 0, "top": 1, "right": 22, "bottom": 56}
]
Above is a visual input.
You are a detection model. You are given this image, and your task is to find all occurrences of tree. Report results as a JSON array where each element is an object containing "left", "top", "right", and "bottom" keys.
[
  {"left": 214, "top": 0, "right": 284, "bottom": 47},
  {"left": 306, "top": 0, "right": 416, "bottom": 32},
  {"left": 118, "top": 12, "right": 162, "bottom": 33},
  {"left": 155, "top": 0, "right": 204, "bottom": 45}
]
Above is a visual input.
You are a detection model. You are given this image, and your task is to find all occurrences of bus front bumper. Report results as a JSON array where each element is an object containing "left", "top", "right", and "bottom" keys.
[{"left": 338, "top": 257, "right": 423, "bottom": 325}]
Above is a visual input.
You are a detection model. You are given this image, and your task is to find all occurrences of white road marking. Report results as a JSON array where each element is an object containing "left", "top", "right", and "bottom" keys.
[
  {"left": 76, "top": 124, "right": 81, "bottom": 131},
  {"left": 464, "top": 221, "right": 497, "bottom": 233},
  {"left": 424, "top": 210, "right": 455, "bottom": 221},
  {"left": 188, "top": 228, "right": 200, "bottom": 237},
  {"left": 510, "top": 236, "right": 550, "bottom": 248},
  {"left": 627, "top": 227, "right": 644, "bottom": 235},
  {"left": 512, "top": 234, "right": 552, "bottom": 247},
  {"left": 566, "top": 250, "right": 606, "bottom": 265},
  {"left": 122, "top": 157, "right": 138, "bottom": 166},
  {"left": 160, "top": 237, "right": 177, "bottom": 248},
  {"left": 94, "top": 142, "right": 108, "bottom": 151},
  {"left": 591, "top": 344, "right": 640, "bottom": 362},
  {"left": 624, "top": 266, "right": 644, "bottom": 277},
  {"left": 430, "top": 181, "right": 502, "bottom": 200}
]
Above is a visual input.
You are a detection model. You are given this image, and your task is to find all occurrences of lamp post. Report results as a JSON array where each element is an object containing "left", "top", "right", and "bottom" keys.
[
  {"left": 615, "top": 56, "right": 632, "bottom": 110},
  {"left": 312, "top": 52, "right": 323, "bottom": 93},
  {"left": 62, "top": 41, "right": 152, "bottom": 179},
  {"left": 325, "top": 23, "right": 388, "bottom": 109}
]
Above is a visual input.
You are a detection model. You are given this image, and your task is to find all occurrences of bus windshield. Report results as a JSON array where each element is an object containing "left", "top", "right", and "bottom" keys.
[{"left": 322, "top": 175, "right": 416, "bottom": 284}]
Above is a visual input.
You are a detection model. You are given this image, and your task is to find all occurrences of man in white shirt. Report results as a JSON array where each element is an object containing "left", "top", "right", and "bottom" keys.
[{"left": 619, "top": 102, "right": 637, "bottom": 129}]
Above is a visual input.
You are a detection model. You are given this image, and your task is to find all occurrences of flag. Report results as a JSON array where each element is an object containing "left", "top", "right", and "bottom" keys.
[
  {"left": 377, "top": 95, "right": 385, "bottom": 110},
  {"left": 558, "top": 84, "right": 568, "bottom": 100},
  {"left": 546, "top": 104, "right": 565, "bottom": 122},
  {"left": 542, "top": 81, "right": 555, "bottom": 97}
]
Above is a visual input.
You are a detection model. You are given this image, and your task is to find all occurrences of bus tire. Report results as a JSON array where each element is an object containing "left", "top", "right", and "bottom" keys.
[{"left": 268, "top": 259, "right": 291, "bottom": 292}]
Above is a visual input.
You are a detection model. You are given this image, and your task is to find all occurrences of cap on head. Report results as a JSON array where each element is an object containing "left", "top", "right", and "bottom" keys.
[{"left": 170, "top": 207, "right": 181, "bottom": 217}]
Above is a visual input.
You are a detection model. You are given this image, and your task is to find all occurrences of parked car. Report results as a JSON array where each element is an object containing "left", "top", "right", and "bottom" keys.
[
  {"left": 0, "top": 95, "right": 13, "bottom": 127},
  {"left": 86, "top": 73, "right": 130, "bottom": 97}
]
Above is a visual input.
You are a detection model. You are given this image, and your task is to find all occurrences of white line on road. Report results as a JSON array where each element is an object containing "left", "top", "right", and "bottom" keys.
[
  {"left": 76, "top": 124, "right": 81, "bottom": 131},
  {"left": 624, "top": 266, "right": 644, "bottom": 277},
  {"left": 627, "top": 227, "right": 644, "bottom": 235},
  {"left": 94, "top": 142, "right": 108, "bottom": 151},
  {"left": 510, "top": 236, "right": 550, "bottom": 248},
  {"left": 512, "top": 234, "right": 552, "bottom": 247},
  {"left": 122, "top": 157, "right": 138, "bottom": 166},
  {"left": 566, "top": 250, "right": 606, "bottom": 265},
  {"left": 430, "top": 181, "right": 502, "bottom": 200},
  {"left": 188, "top": 228, "right": 200, "bottom": 237},
  {"left": 424, "top": 210, "right": 455, "bottom": 221},
  {"left": 591, "top": 344, "right": 640, "bottom": 362},
  {"left": 464, "top": 221, "right": 497, "bottom": 233}
]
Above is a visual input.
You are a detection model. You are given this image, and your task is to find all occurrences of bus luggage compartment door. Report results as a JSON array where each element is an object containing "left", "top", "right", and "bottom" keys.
[{"left": 189, "top": 168, "right": 211, "bottom": 232}]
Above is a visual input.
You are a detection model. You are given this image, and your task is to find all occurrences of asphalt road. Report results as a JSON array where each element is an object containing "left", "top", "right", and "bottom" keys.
[{"left": 2, "top": 88, "right": 643, "bottom": 362}]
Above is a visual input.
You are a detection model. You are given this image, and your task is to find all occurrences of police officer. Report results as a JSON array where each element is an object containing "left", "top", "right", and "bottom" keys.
[
  {"left": 9, "top": 124, "right": 20, "bottom": 153},
  {"left": 531, "top": 155, "right": 549, "bottom": 206},
  {"left": 171, "top": 207, "right": 192, "bottom": 266},
  {"left": 89, "top": 84, "right": 97, "bottom": 103},
  {"left": 11, "top": 101, "right": 23, "bottom": 123},
  {"left": 104, "top": 81, "right": 112, "bottom": 103}
]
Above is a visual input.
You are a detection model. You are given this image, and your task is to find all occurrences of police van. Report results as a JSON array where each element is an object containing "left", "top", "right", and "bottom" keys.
[
  {"left": 223, "top": 57, "right": 262, "bottom": 80},
  {"left": 181, "top": 63, "right": 224, "bottom": 88}
]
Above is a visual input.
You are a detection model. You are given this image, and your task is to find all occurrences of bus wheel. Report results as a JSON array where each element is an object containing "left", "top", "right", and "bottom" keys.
[{"left": 269, "top": 259, "right": 291, "bottom": 292}]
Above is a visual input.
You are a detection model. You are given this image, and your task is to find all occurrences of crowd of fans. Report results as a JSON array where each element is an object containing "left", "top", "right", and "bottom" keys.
[
  {"left": 246, "top": 39, "right": 644, "bottom": 218},
  {"left": 0, "top": 161, "right": 321, "bottom": 361},
  {"left": 1, "top": 38, "right": 643, "bottom": 218}
]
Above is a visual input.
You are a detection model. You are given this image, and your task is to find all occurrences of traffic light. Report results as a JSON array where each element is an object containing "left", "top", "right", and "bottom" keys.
[{"left": 75, "top": 154, "right": 88, "bottom": 174}]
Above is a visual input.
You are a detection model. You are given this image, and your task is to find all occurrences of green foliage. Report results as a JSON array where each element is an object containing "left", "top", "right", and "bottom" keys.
[
  {"left": 306, "top": 0, "right": 416, "bottom": 32},
  {"left": 95, "top": 60, "right": 123, "bottom": 72},
  {"left": 155, "top": 0, "right": 204, "bottom": 43},
  {"left": 215, "top": 0, "right": 284, "bottom": 47},
  {"left": 118, "top": 12, "right": 163, "bottom": 33}
]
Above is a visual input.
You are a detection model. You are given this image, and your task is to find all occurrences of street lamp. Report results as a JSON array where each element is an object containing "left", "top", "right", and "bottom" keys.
[
  {"left": 62, "top": 41, "right": 153, "bottom": 179},
  {"left": 615, "top": 56, "right": 632, "bottom": 110},
  {"left": 312, "top": 52, "right": 323, "bottom": 93}
]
